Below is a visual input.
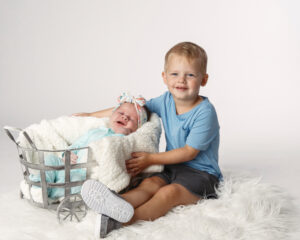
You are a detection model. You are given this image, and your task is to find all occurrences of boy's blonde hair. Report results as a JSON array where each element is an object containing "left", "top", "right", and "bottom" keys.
[{"left": 164, "top": 42, "right": 208, "bottom": 75}]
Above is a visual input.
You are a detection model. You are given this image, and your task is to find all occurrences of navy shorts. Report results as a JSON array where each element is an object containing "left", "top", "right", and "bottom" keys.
[{"left": 152, "top": 164, "right": 219, "bottom": 199}]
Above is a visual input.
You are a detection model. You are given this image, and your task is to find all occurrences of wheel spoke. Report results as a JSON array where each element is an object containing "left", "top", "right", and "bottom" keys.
[
  {"left": 57, "top": 194, "right": 86, "bottom": 222},
  {"left": 63, "top": 213, "right": 71, "bottom": 220},
  {"left": 74, "top": 213, "right": 80, "bottom": 222},
  {"left": 75, "top": 209, "right": 85, "bottom": 213},
  {"left": 60, "top": 208, "right": 70, "bottom": 213}
]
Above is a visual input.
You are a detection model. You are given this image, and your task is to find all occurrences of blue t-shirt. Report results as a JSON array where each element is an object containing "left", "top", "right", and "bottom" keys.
[{"left": 146, "top": 91, "right": 222, "bottom": 180}]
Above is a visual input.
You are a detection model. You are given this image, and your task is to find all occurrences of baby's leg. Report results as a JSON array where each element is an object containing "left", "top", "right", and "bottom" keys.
[
  {"left": 69, "top": 153, "right": 87, "bottom": 194},
  {"left": 126, "top": 183, "right": 200, "bottom": 225},
  {"left": 29, "top": 154, "right": 60, "bottom": 197},
  {"left": 50, "top": 156, "right": 66, "bottom": 198},
  {"left": 121, "top": 176, "right": 167, "bottom": 208},
  {"left": 70, "top": 168, "right": 86, "bottom": 194},
  {"left": 29, "top": 154, "right": 58, "bottom": 183},
  {"left": 55, "top": 154, "right": 86, "bottom": 196}
]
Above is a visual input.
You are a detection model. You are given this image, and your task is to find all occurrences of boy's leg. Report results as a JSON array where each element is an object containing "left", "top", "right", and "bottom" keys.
[
  {"left": 126, "top": 183, "right": 200, "bottom": 225},
  {"left": 81, "top": 180, "right": 135, "bottom": 223},
  {"left": 81, "top": 176, "right": 166, "bottom": 221},
  {"left": 126, "top": 166, "right": 219, "bottom": 225},
  {"left": 81, "top": 177, "right": 166, "bottom": 238},
  {"left": 81, "top": 176, "right": 199, "bottom": 236},
  {"left": 121, "top": 176, "right": 167, "bottom": 208}
]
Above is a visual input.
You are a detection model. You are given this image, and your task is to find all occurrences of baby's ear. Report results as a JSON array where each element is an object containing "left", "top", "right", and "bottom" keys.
[{"left": 201, "top": 74, "right": 209, "bottom": 86}]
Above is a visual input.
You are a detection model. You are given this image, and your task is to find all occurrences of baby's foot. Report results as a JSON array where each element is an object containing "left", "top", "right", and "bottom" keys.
[{"left": 81, "top": 179, "right": 134, "bottom": 223}]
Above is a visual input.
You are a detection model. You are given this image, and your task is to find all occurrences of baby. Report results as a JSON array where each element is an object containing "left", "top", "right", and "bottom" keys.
[{"left": 29, "top": 93, "right": 149, "bottom": 199}]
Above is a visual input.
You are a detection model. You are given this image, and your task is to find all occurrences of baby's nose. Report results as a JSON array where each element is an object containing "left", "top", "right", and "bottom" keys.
[{"left": 122, "top": 115, "right": 128, "bottom": 121}]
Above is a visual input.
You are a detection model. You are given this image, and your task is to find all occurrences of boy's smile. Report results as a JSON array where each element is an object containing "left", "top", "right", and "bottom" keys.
[
  {"left": 162, "top": 54, "right": 208, "bottom": 105},
  {"left": 175, "top": 86, "right": 188, "bottom": 91}
]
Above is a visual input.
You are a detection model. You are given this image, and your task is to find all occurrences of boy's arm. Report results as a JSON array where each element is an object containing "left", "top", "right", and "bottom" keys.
[
  {"left": 72, "top": 107, "right": 114, "bottom": 118},
  {"left": 126, "top": 145, "right": 200, "bottom": 176}
]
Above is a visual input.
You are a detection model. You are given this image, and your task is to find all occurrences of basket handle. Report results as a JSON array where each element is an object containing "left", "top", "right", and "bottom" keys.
[
  {"left": 3, "top": 126, "right": 22, "bottom": 144},
  {"left": 22, "top": 131, "right": 38, "bottom": 150},
  {"left": 3, "top": 126, "right": 37, "bottom": 150}
]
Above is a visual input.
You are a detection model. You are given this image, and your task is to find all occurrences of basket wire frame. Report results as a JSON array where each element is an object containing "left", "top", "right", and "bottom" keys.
[{"left": 4, "top": 126, "right": 97, "bottom": 221}]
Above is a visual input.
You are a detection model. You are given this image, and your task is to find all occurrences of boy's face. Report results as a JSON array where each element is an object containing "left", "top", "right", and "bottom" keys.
[
  {"left": 109, "top": 103, "right": 139, "bottom": 135},
  {"left": 162, "top": 54, "right": 208, "bottom": 103}
]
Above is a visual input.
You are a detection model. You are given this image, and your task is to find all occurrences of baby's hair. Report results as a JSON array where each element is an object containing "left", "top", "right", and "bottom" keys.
[
  {"left": 164, "top": 42, "right": 208, "bottom": 75},
  {"left": 143, "top": 105, "right": 151, "bottom": 122}
]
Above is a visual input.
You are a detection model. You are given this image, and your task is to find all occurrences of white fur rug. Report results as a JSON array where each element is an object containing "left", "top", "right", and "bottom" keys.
[{"left": 0, "top": 171, "right": 298, "bottom": 240}]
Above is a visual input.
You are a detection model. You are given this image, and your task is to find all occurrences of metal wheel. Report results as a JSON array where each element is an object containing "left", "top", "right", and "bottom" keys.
[{"left": 57, "top": 194, "right": 87, "bottom": 223}]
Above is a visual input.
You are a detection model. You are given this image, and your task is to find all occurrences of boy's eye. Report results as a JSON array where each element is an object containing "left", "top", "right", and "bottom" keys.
[
  {"left": 187, "top": 73, "right": 195, "bottom": 77},
  {"left": 170, "top": 73, "right": 178, "bottom": 76}
]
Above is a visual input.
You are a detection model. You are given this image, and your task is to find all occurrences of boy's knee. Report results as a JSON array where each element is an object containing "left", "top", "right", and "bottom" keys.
[
  {"left": 139, "top": 176, "right": 166, "bottom": 194},
  {"left": 156, "top": 184, "right": 182, "bottom": 202},
  {"left": 157, "top": 183, "right": 200, "bottom": 206}
]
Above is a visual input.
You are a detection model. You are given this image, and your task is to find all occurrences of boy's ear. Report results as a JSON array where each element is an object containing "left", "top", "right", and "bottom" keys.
[
  {"left": 201, "top": 74, "right": 209, "bottom": 86},
  {"left": 162, "top": 71, "right": 167, "bottom": 85}
]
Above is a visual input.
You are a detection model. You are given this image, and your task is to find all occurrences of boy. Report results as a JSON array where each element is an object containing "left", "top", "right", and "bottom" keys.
[{"left": 77, "top": 42, "right": 222, "bottom": 238}]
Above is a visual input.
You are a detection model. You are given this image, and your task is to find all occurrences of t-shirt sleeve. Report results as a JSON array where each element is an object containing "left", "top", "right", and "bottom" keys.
[
  {"left": 145, "top": 92, "right": 167, "bottom": 117},
  {"left": 186, "top": 109, "right": 219, "bottom": 151}
]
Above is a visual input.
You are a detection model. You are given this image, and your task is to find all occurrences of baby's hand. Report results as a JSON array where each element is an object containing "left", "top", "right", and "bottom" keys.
[
  {"left": 62, "top": 152, "right": 78, "bottom": 164},
  {"left": 72, "top": 112, "right": 91, "bottom": 117}
]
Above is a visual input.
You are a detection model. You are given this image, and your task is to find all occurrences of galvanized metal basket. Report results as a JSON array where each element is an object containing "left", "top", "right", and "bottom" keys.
[{"left": 4, "top": 126, "right": 97, "bottom": 222}]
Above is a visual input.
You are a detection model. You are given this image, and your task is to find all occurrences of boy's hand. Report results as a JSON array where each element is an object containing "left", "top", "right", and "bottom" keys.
[
  {"left": 71, "top": 108, "right": 114, "bottom": 118},
  {"left": 126, "top": 152, "right": 152, "bottom": 176},
  {"left": 72, "top": 112, "right": 91, "bottom": 117},
  {"left": 62, "top": 152, "right": 78, "bottom": 164}
]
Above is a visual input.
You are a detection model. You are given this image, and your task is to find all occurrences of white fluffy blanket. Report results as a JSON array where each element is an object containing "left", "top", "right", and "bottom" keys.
[
  {"left": 17, "top": 114, "right": 163, "bottom": 193},
  {"left": 0, "top": 171, "right": 299, "bottom": 240}
]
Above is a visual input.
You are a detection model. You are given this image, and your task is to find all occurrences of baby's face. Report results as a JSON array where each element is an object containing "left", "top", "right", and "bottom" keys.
[{"left": 109, "top": 103, "right": 139, "bottom": 135}]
